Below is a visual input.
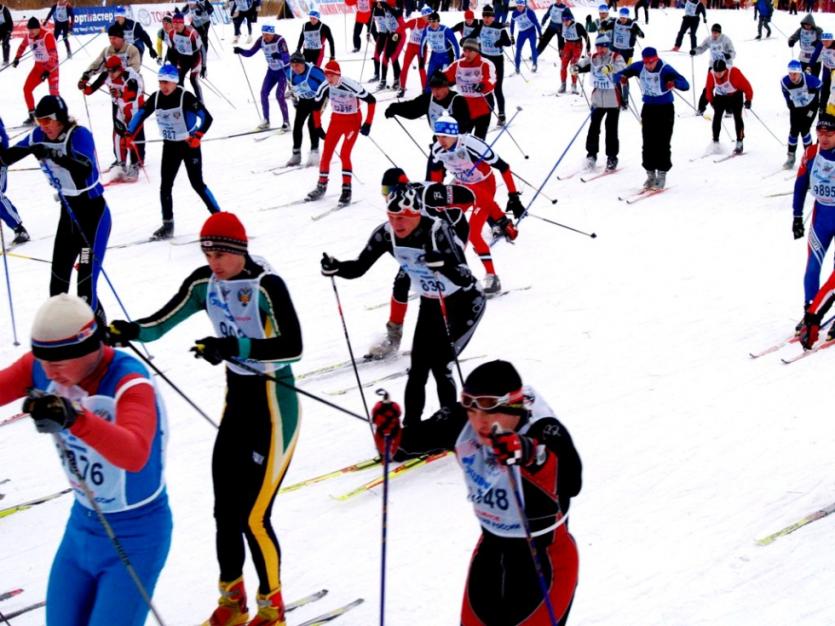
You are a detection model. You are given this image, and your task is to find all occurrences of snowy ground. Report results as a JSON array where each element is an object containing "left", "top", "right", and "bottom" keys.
[{"left": 1, "top": 6, "right": 835, "bottom": 626}]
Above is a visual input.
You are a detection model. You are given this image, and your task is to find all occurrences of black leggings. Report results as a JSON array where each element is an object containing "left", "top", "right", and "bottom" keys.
[
  {"left": 789, "top": 106, "right": 817, "bottom": 152},
  {"left": 232, "top": 8, "right": 256, "bottom": 36},
  {"left": 403, "top": 291, "right": 485, "bottom": 426},
  {"left": 472, "top": 93, "right": 495, "bottom": 139},
  {"left": 159, "top": 141, "right": 220, "bottom": 221},
  {"left": 291, "top": 98, "right": 320, "bottom": 152},
  {"left": 711, "top": 91, "right": 744, "bottom": 141},
  {"left": 176, "top": 58, "right": 203, "bottom": 102},
  {"left": 0, "top": 30, "right": 10, "bottom": 64},
  {"left": 641, "top": 102, "right": 674, "bottom": 171},
  {"left": 54, "top": 21, "right": 71, "bottom": 53},
  {"left": 635, "top": 0, "right": 649, "bottom": 21},
  {"left": 484, "top": 54, "right": 506, "bottom": 115},
  {"left": 352, "top": 20, "right": 370, "bottom": 50},
  {"left": 587, "top": 106, "right": 620, "bottom": 157},
  {"left": 536, "top": 25, "right": 563, "bottom": 55},
  {"left": 674, "top": 16, "right": 700, "bottom": 50}
]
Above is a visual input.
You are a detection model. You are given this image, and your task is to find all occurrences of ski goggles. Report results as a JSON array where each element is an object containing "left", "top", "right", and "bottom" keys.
[{"left": 460, "top": 387, "right": 525, "bottom": 412}]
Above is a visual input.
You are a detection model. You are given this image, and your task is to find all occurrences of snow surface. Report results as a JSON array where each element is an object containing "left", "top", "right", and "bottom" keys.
[{"left": 1, "top": 7, "right": 835, "bottom": 626}]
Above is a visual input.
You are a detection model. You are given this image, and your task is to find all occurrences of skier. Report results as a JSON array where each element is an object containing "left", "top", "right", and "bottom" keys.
[
  {"left": 573, "top": 33, "right": 627, "bottom": 171},
  {"left": 44, "top": 0, "right": 74, "bottom": 58},
  {"left": 671, "top": 0, "right": 706, "bottom": 53},
  {"left": 113, "top": 6, "right": 158, "bottom": 63},
  {"left": 442, "top": 39, "right": 496, "bottom": 138},
  {"left": 754, "top": 0, "right": 773, "bottom": 39},
  {"left": 593, "top": 4, "right": 614, "bottom": 38},
  {"left": 634, "top": 0, "right": 650, "bottom": 23},
  {"left": 229, "top": 0, "right": 260, "bottom": 45},
  {"left": 1, "top": 96, "right": 111, "bottom": 323},
  {"left": 235, "top": 23, "right": 291, "bottom": 132},
  {"left": 453, "top": 10, "right": 482, "bottom": 43},
  {"left": 82, "top": 24, "right": 141, "bottom": 80},
  {"left": 0, "top": 3, "right": 12, "bottom": 66},
  {"left": 81, "top": 55, "right": 146, "bottom": 181},
  {"left": 704, "top": 60, "right": 752, "bottom": 154},
  {"left": 797, "top": 218, "right": 835, "bottom": 350},
  {"left": 510, "top": 0, "right": 541, "bottom": 74},
  {"left": 156, "top": 13, "right": 174, "bottom": 62},
  {"left": 305, "top": 60, "right": 375, "bottom": 207},
  {"left": 399, "top": 7, "right": 433, "bottom": 93},
  {"left": 11, "top": 18, "right": 60, "bottom": 126},
  {"left": 614, "top": 47, "right": 689, "bottom": 190},
  {"left": 369, "top": 0, "right": 392, "bottom": 84},
  {"left": 167, "top": 12, "right": 205, "bottom": 102},
  {"left": 691, "top": 23, "right": 735, "bottom": 66},
  {"left": 788, "top": 14, "right": 823, "bottom": 77},
  {"left": 378, "top": 0, "right": 407, "bottom": 91},
  {"left": 0, "top": 117, "right": 30, "bottom": 246},
  {"left": 610, "top": 7, "right": 643, "bottom": 105},
  {"left": 366, "top": 167, "right": 475, "bottom": 360},
  {"left": 284, "top": 52, "right": 327, "bottom": 167},
  {"left": 346, "top": 0, "right": 373, "bottom": 53},
  {"left": 420, "top": 12, "right": 460, "bottom": 92},
  {"left": 429, "top": 115, "right": 523, "bottom": 294},
  {"left": 558, "top": 10, "right": 590, "bottom": 95},
  {"left": 126, "top": 64, "right": 221, "bottom": 240},
  {"left": 537, "top": 0, "right": 568, "bottom": 59},
  {"left": 385, "top": 71, "right": 472, "bottom": 174},
  {"left": 810, "top": 32, "right": 835, "bottom": 112},
  {"left": 478, "top": 6, "right": 512, "bottom": 126},
  {"left": 781, "top": 59, "right": 821, "bottom": 169},
  {"left": 0, "top": 293, "right": 172, "bottom": 626},
  {"left": 181, "top": 0, "right": 215, "bottom": 73},
  {"left": 321, "top": 187, "right": 486, "bottom": 427},
  {"left": 369, "top": 360, "right": 582, "bottom": 625},
  {"left": 107, "top": 212, "right": 303, "bottom": 626},
  {"left": 789, "top": 115, "right": 835, "bottom": 330},
  {"left": 295, "top": 10, "right": 335, "bottom": 67}
]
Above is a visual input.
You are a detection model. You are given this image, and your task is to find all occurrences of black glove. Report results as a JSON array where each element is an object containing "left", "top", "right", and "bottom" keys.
[
  {"left": 106, "top": 320, "right": 140, "bottom": 346},
  {"left": 200, "top": 66, "right": 207, "bottom": 78},
  {"left": 320, "top": 252, "right": 341, "bottom": 276},
  {"left": 233, "top": 46, "right": 243, "bottom": 54},
  {"left": 689, "top": 49, "right": 696, "bottom": 56},
  {"left": 155, "top": 55, "right": 163, "bottom": 66},
  {"left": 423, "top": 248, "right": 444, "bottom": 269},
  {"left": 506, "top": 191, "right": 524, "bottom": 219},
  {"left": 384, "top": 105, "right": 395, "bottom": 118},
  {"left": 150, "top": 48, "right": 158, "bottom": 60},
  {"left": 793, "top": 216, "right": 805, "bottom": 240},
  {"left": 271, "top": 52, "right": 281, "bottom": 60},
  {"left": 360, "top": 123, "right": 372, "bottom": 136},
  {"left": 474, "top": 82, "right": 485, "bottom": 92},
  {"left": 489, "top": 426, "right": 539, "bottom": 466},
  {"left": 724, "top": 52, "right": 731, "bottom": 59},
  {"left": 12, "top": 58, "right": 19, "bottom": 68},
  {"left": 40, "top": 71, "right": 50, "bottom": 81},
  {"left": 190, "top": 336, "right": 239, "bottom": 365},
  {"left": 799, "top": 310, "right": 822, "bottom": 350},
  {"left": 315, "top": 126, "right": 327, "bottom": 140},
  {"left": 23, "top": 393, "right": 81, "bottom": 433},
  {"left": 28, "top": 143, "right": 57, "bottom": 161},
  {"left": 744, "top": 99, "right": 752, "bottom": 109}
]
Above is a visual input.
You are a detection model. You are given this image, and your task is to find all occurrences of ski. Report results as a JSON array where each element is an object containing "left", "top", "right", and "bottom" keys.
[
  {"left": 757, "top": 501, "right": 835, "bottom": 546},
  {"left": 0, "top": 588, "right": 23, "bottom": 602},
  {"left": 296, "top": 351, "right": 411, "bottom": 382},
  {"left": 713, "top": 152, "right": 746, "bottom": 164},
  {"left": 0, "top": 412, "right": 25, "bottom": 428},
  {"left": 749, "top": 335, "right": 798, "bottom": 359},
  {"left": 272, "top": 165, "right": 307, "bottom": 177},
  {"left": 365, "top": 293, "right": 418, "bottom": 311},
  {"left": 485, "top": 285, "right": 533, "bottom": 299},
  {"left": 259, "top": 194, "right": 336, "bottom": 212},
  {"left": 781, "top": 337, "right": 835, "bottom": 364},
  {"left": 334, "top": 452, "right": 451, "bottom": 501},
  {"left": 4, "top": 600, "right": 45, "bottom": 620},
  {"left": 108, "top": 234, "right": 196, "bottom": 250},
  {"left": 618, "top": 187, "right": 668, "bottom": 204},
  {"left": 296, "top": 597, "right": 365, "bottom": 626},
  {"left": 280, "top": 457, "right": 381, "bottom": 494},
  {"left": 761, "top": 167, "right": 788, "bottom": 179},
  {"left": 689, "top": 151, "right": 716, "bottom": 162},
  {"left": 311, "top": 201, "right": 361, "bottom": 221},
  {"left": 580, "top": 169, "right": 620, "bottom": 183},
  {"left": 0, "top": 488, "right": 72, "bottom": 519},
  {"left": 286, "top": 589, "right": 329, "bottom": 613},
  {"left": 253, "top": 127, "right": 291, "bottom": 142},
  {"left": 556, "top": 170, "right": 580, "bottom": 181},
  {"left": 764, "top": 190, "right": 792, "bottom": 198}
]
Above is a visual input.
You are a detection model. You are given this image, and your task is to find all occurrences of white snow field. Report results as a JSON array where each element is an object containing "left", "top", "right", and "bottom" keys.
[{"left": 1, "top": 5, "right": 835, "bottom": 625}]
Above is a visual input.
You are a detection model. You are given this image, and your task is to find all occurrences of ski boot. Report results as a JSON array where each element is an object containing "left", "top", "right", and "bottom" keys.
[
  {"left": 653, "top": 170, "right": 667, "bottom": 190},
  {"left": 531, "top": 63, "right": 538, "bottom": 72},
  {"left": 671, "top": 45, "right": 680, "bottom": 52},
  {"left": 232, "top": 35, "right": 240, "bottom": 44},
  {"left": 366, "top": 73, "right": 380, "bottom": 84},
  {"left": 482, "top": 273, "right": 502, "bottom": 295},
  {"left": 279, "top": 122, "right": 290, "bottom": 133},
  {"left": 305, "top": 182, "right": 327, "bottom": 202},
  {"left": 11, "top": 225, "right": 30, "bottom": 246},
  {"left": 497, "top": 113, "right": 506, "bottom": 127},
  {"left": 783, "top": 151, "right": 796, "bottom": 170},
  {"left": 256, "top": 119, "right": 270, "bottom": 130},
  {"left": 248, "top": 588, "right": 286, "bottom": 626},
  {"left": 571, "top": 82, "right": 579, "bottom": 95},
  {"left": 557, "top": 82, "right": 567, "bottom": 94},
  {"left": 396, "top": 87, "right": 405, "bottom": 98},
  {"left": 124, "top": 163, "right": 139, "bottom": 182},
  {"left": 150, "top": 220, "right": 174, "bottom": 241},
  {"left": 493, "top": 216, "right": 518, "bottom": 242},
  {"left": 306, "top": 149, "right": 320, "bottom": 167},
  {"left": 827, "top": 323, "right": 835, "bottom": 342},
  {"left": 22, "top": 111, "right": 35, "bottom": 126},
  {"left": 710, "top": 139, "right": 722, "bottom": 154},
  {"left": 606, "top": 156, "right": 618, "bottom": 171},
  {"left": 201, "top": 577, "right": 249, "bottom": 626},
  {"left": 734, "top": 140, "right": 744, "bottom": 154},
  {"left": 337, "top": 185, "right": 352, "bottom": 207},
  {"left": 585, "top": 154, "right": 596, "bottom": 169},
  {"left": 642, "top": 170, "right": 656, "bottom": 189},
  {"left": 285, "top": 151, "right": 301, "bottom": 167},
  {"left": 246, "top": 35, "right": 252, "bottom": 44},
  {"left": 795, "top": 303, "right": 811, "bottom": 337},
  {"left": 376, "top": 80, "right": 387, "bottom": 92},
  {"left": 366, "top": 322, "right": 403, "bottom": 360}
]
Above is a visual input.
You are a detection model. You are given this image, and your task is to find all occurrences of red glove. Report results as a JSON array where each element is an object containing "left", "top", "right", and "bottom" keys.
[
  {"left": 371, "top": 400, "right": 402, "bottom": 457},
  {"left": 186, "top": 131, "right": 204, "bottom": 149},
  {"left": 109, "top": 87, "right": 120, "bottom": 98},
  {"left": 799, "top": 311, "right": 822, "bottom": 350},
  {"left": 489, "top": 426, "right": 539, "bottom": 467},
  {"left": 83, "top": 86, "right": 94, "bottom": 96},
  {"left": 665, "top": 80, "right": 676, "bottom": 90}
]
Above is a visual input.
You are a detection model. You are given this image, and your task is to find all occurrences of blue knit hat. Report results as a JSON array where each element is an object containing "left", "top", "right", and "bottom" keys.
[
  {"left": 262, "top": 24, "right": 275, "bottom": 34},
  {"left": 434, "top": 115, "right": 459, "bottom": 137},
  {"left": 309, "top": 9, "right": 320, "bottom": 18},
  {"left": 158, "top": 63, "right": 179, "bottom": 82}
]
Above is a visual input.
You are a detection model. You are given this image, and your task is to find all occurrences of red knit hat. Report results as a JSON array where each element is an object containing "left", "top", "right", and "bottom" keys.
[
  {"left": 200, "top": 212, "right": 248, "bottom": 255},
  {"left": 324, "top": 59, "right": 341, "bottom": 75},
  {"left": 464, "top": 10, "right": 474, "bottom": 19}
]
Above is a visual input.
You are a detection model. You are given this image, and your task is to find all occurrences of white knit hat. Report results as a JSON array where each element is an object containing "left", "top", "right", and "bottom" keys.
[{"left": 31, "top": 294, "right": 101, "bottom": 361}]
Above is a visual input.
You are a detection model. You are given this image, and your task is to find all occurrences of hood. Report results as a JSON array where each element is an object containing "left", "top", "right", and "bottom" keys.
[{"left": 801, "top": 13, "right": 816, "bottom": 27}]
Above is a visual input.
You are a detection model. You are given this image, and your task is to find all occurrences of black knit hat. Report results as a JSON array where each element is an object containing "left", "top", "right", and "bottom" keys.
[
  {"left": 108, "top": 24, "right": 125, "bottom": 38},
  {"left": 463, "top": 360, "right": 527, "bottom": 414},
  {"left": 482, "top": 4, "right": 494, "bottom": 15},
  {"left": 428, "top": 71, "right": 450, "bottom": 87},
  {"left": 27, "top": 17, "right": 40, "bottom": 29}
]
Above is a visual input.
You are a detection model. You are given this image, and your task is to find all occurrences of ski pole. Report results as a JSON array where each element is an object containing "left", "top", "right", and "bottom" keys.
[
  {"left": 0, "top": 608, "right": 10, "bottom": 626},
  {"left": 359, "top": 30, "right": 371, "bottom": 83},
  {"left": 433, "top": 274, "right": 465, "bottom": 386},
  {"left": 516, "top": 111, "right": 592, "bottom": 225},
  {"left": 237, "top": 54, "right": 261, "bottom": 122},
  {"left": 375, "top": 388, "right": 393, "bottom": 626},
  {"left": 229, "top": 356, "right": 371, "bottom": 424},
  {"left": 328, "top": 275, "right": 373, "bottom": 426},
  {"left": 393, "top": 117, "right": 428, "bottom": 158},
  {"left": 690, "top": 54, "right": 697, "bottom": 112},
  {"left": 366, "top": 134, "right": 400, "bottom": 168},
  {"left": 491, "top": 426, "right": 561, "bottom": 626},
  {"left": 58, "top": 31, "right": 101, "bottom": 68},
  {"left": 0, "top": 225, "right": 19, "bottom": 346},
  {"left": 125, "top": 343, "right": 218, "bottom": 429},
  {"left": 463, "top": 106, "right": 523, "bottom": 179},
  {"left": 672, "top": 88, "right": 699, "bottom": 114},
  {"left": 479, "top": 93, "right": 529, "bottom": 160},
  {"left": 81, "top": 95, "right": 103, "bottom": 174},
  {"left": 511, "top": 172, "right": 558, "bottom": 205},
  {"left": 202, "top": 76, "right": 238, "bottom": 109},
  {"left": 48, "top": 430, "right": 168, "bottom": 626},
  {"left": 525, "top": 211, "right": 597, "bottom": 238},
  {"left": 748, "top": 107, "right": 786, "bottom": 147}
]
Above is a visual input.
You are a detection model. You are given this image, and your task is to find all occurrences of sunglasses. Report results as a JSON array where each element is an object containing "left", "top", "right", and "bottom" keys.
[{"left": 461, "top": 388, "right": 525, "bottom": 411}]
